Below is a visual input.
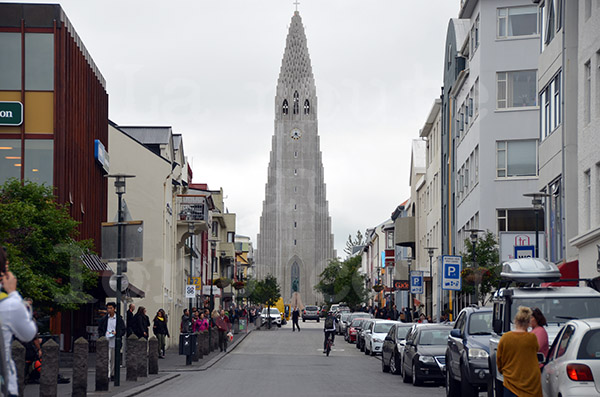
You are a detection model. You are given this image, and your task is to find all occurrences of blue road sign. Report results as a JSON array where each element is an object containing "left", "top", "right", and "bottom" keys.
[
  {"left": 515, "top": 245, "right": 535, "bottom": 258},
  {"left": 442, "top": 255, "right": 462, "bottom": 291},
  {"left": 410, "top": 271, "right": 423, "bottom": 294}
]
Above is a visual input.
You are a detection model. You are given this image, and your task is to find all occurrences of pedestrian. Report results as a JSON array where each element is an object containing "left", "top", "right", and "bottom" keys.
[
  {"left": 133, "top": 306, "right": 150, "bottom": 339},
  {"left": 126, "top": 303, "right": 135, "bottom": 337},
  {"left": 291, "top": 306, "right": 300, "bottom": 332},
  {"left": 389, "top": 304, "right": 399, "bottom": 321},
  {"left": 0, "top": 246, "right": 38, "bottom": 396},
  {"left": 193, "top": 312, "right": 209, "bottom": 333},
  {"left": 496, "top": 306, "right": 542, "bottom": 397},
  {"left": 97, "top": 302, "right": 126, "bottom": 381},
  {"left": 153, "top": 309, "right": 169, "bottom": 358},
  {"left": 180, "top": 308, "right": 192, "bottom": 334},
  {"left": 418, "top": 313, "right": 428, "bottom": 323},
  {"left": 216, "top": 309, "right": 231, "bottom": 352},
  {"left": 530, "top": 307, "right": 549, "bottom": 361}
]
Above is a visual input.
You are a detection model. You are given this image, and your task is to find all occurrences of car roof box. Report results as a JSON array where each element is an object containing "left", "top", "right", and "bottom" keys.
[{"left": 500, "top": 258, "right": 561, "bottom": 283}]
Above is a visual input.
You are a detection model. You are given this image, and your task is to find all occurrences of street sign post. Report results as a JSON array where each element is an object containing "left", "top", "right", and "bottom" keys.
[
  {"left": 410, "top": 271, "right": 423, "bottom": 294},
  {"left": 442, "top": 255, "right": 462, "bottom": 291}
]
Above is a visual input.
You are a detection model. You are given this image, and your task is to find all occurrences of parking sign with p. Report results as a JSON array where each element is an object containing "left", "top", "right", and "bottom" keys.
[{"left": 442, "top": 255, "right": 462, "bottom": 291}]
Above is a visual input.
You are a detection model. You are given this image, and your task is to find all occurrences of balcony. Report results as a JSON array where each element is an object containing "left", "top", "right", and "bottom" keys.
[
  {"left": 394, "top": 217, "right": 415, "bottom": 248},
  {"left": 176, "top": 194, "right": 210, "bottom": 230}
]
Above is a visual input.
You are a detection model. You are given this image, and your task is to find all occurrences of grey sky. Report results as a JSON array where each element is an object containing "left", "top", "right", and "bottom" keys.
[{"left": 16, "top": 0, "right": 459, "bottom": 257}]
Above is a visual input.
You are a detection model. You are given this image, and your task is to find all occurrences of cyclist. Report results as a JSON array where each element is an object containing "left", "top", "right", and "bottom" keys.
[{"left": 323, "top": 311, "right": 336, "bottom": 354}]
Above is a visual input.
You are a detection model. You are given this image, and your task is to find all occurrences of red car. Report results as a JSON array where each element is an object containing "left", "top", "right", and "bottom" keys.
[{"left": 347, "top": 317, "right": 370, "bottom": 343}]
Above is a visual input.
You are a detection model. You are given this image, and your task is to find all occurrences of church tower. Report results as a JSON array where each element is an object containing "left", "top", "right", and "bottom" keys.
[{"left": 256, "top": 11, "right": 334, "bottom": 305}]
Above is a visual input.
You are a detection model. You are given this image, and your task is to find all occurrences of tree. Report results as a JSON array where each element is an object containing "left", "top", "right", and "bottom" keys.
[
  {"left": 315, "top": 256, "right": 367, "bottom": 309},
  {"left": 250, "top": 274, "right": 281, "bottom": 328},
  {"left": 0, "top": 179, "right": 97, "bottom": 316},
  {"left": 459, "top": 231, "right": 501, "bottom": 306},
  {"left": 343, "top": 230, "right": 365, "bottom": 257}
]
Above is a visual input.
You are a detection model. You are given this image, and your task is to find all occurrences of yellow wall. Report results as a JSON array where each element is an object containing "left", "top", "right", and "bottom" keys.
[{"left": 0, "top": 91, "right": 53, "bottom": 134}]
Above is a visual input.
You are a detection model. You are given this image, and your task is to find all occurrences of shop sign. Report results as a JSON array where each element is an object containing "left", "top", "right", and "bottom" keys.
[
  {"left": 94, "top": 139, "right": 110, "bottom": 173},
  {"left": 0, "top": 102, "right": 23, "bottom": 126}
]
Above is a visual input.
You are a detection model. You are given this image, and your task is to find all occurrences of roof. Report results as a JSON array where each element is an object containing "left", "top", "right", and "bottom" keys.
[{"left": 118, "top": 126, "right": 173, "bottom": 145}]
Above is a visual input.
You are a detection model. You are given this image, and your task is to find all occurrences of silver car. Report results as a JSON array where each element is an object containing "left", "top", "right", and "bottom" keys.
[{"left": 542, "top": 318, "right": 600, "bottom": 396}]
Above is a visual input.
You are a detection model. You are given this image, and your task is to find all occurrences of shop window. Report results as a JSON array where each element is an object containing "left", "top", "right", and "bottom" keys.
[
  {"left": 0, "top": 139, "right": 22, "bottom": 184},
  {"left": 25, "top": 33, "right": 54, "bottom": 91},
  {"left": 24, "top": 139, "right": 53, "bottom": 186},
  {"left": 0, "top": 33, "right": 21, "bottom": 90}
]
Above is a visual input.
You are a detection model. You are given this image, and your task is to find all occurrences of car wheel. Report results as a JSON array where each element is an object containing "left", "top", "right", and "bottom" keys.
[
  {"left": 302, "top": 318, "right": 305, "bottom": 322},
  {"left": 460, "top": 363, "right": 477, "bottom": 397},
  {"left": 412, "top": 362, "right": 422, "bottom": 386},
  {"left": 364, "top": 344, "right": 369, "bottom": 355},
  {"left": 446, "top": 365, "right": 460, "bottom": 397},
  {"left": 370, "top": 345, "right": 375, "bottom": 356},
  {"left": 360, "top": 341, "right": 365, "bottom": 352},
  {"left": 390, "top": 352, "right": 401, "bottom": 375},
  {"left": 317, "top": 318, "right": 320, "bottom": 323},
  {"left": 382, "top": 354, "right": 390, "bottom": 373},
  {"left": 402, "top": 360, "right": 412, "bottom": 383}
]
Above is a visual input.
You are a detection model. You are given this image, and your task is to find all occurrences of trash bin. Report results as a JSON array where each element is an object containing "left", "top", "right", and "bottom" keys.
[{"left": 179, "top": 333, "right": 197, "bottom": 356}]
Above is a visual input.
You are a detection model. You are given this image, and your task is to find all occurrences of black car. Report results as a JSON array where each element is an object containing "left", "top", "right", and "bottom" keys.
[
  {"left": 402, "top": 324, "right": 451, "bottom": 386},
  {"left": 445, "top": 306, "right": 492, "bottom": 397},
  {"left": 381, "top": 323, "right": 413, "bottom": 375}
]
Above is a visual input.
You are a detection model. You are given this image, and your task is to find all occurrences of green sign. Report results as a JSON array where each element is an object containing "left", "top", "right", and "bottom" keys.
[{"left": 0, "top": 102, "right": 23, "bottom": 126}]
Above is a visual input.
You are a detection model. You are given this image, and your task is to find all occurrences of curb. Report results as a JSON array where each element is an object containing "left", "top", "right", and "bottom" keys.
[{"left": 110, "top": 373, "right": 180, "bottom": 397}]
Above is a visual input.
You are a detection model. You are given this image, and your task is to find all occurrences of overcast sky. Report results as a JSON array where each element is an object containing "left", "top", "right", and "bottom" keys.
[{"left": 16, "top": 0, "right": 459, "bottom": 256}]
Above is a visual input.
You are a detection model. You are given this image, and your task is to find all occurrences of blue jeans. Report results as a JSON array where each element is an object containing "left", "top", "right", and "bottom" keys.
[{"left": 504, "top": 386, "right": 518, "bottom": 397}]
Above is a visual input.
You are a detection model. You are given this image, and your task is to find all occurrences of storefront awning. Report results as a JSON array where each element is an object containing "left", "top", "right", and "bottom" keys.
[
  {"left": 542, "top": 259, "right": 579, "bottom": 287},
  {"left": 83, "top": 254, "right": 146, "bottom": 298}
]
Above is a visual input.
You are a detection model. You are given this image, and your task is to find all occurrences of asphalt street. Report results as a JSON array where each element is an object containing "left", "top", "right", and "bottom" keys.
[{"left": 140, "top": 321, "right": 446, "bottom": 397}]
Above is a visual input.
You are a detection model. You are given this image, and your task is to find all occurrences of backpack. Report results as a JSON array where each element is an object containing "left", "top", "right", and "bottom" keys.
[{"left": 325, "top": 316, "right": 334, "bottom": 329}]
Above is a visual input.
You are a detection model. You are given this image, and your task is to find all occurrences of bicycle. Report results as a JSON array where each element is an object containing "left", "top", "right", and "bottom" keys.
[{"left": 325, "top": 332, "right": 333, "bottom": 356}]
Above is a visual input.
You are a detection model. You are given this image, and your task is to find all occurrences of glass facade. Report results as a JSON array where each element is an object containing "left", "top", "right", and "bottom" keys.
[
  {"left": 0, "top": 139, "right": 22, "bottom": 182},
  {"left": 0, "top": 139, "right": 53, "bottom": 186},
  {"left": 25, "top": 33, "right": 54, "bottom": 91},
  {"left": 0, "top": 33, "right": 21, "bottom": 90}
]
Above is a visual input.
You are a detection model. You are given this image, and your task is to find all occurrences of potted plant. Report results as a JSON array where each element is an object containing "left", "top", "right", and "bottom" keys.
[
  {"left": 233, "top": 280, "right": 245, "bottom": 290},
  {"left": 372, "top": 284, "right": 384, "bottom": 293},
  {"left": 213, "top": 277, "right": 232, "bottom": 289}
]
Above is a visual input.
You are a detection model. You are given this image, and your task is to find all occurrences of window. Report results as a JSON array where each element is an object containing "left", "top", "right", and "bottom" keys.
[
  {"left": 0, "top": 33, "right": 21, "bottom": 90},
  {"left": 24, "top": 139, "right": 53, "bottom": 186},
  {"left": 540, "top": 71, "right": 562, "bottom": 139},
  {"left": 294, "top": 221, "right": 297, "bottom": 228},
  {"left": 227, "top": 232, "right": 235, "bottom": 243},
  {"left": 496, "top": 140, "right": 538, "bottom": 178},
  {"left": 597, "top": 164, "right": 600, "bottom": 224},
  {"left": 294, "top": 169, "right": 297, "bottom": 176},
  {"left": 577, "top": 329, "right": 600, "bottom": 360},
  {"left": 294, "top": 204, "right": 297, "bottom": 210},
  {"left": 304, "top": 99, "right": 310, "bottom": 115},
  {"left": 386, "top": 231, "right": 394, "bottom": 249},
  {"left": 474, "top": 78, "right": 480, "bottom": 116},
  {"left": 497, "top": 70, "right": 537, "bottom": 109},
  {"left": 544, "top": 0, "right": 555, "bottom": 45},
  {"left": 212, "top": 221, "right": 218, "bottom": 238},
  {"left": 470, "top": 15, "right": 480, "bottom": 56},
  {"left": 282, "top": 99, "right": 289, "bottom": 115},
  {"left": 585, "top": 170, "right": 591, "bottom": 230},
  {"left": 211, "top": 256, "right": 217, "bottom": 273},
  {"left": 294, "top": 239, "right": 297, "bottom": 246},
  {"left": 497, "top": 209, "right": 541, "bottom": 232},
  {"left": 497, "top": 6, "right": 538, "bottom": 38},
  {"left": 556, "top": 325, "right": 575, "bottom": 358},
  {"left": 0, "top": 139, "right": 22, "bottom": 184},
  {"left": 585, "top": 61, "right": 591, "bottom": 125},
  {"left": 25, "top": 34, "right": 54, "bottom": 91},
  {"left": 585, "top": 0, "right": 592, "bottom": 21},
  {"left": 293, "top": 91, "right": 299, "bottom": 115}
]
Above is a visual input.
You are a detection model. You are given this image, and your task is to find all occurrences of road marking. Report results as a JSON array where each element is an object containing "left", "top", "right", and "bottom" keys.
[{"left": 316, "top": 349, "right": 345, "bottom": 352}]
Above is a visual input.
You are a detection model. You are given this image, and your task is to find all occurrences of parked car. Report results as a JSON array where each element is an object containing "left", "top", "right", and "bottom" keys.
[
  {"left": 319, "top": 305, "right": 328, "bottom": 317},
  {"left": 358, "top": 319, "right": 376, "bottom": 352},
  {"left": 347, "top": 317, "right": 369, "bottom": 344},
  {"left": 365, "top": 320, "right": 397, "bottom": 356},
  {"left": 260, "top": 307, "right": 282, "bottom": 327},
  {"left": 445, "top": 306, "right": 492, "bottom": 397},
  {"left": 402, "top": 324, "right": 452, "bottom": 386},
  {"left": 344, "top": 313, "right": 372, "bottom": 341},
  {"left": 382, "top": 322, "right": 413, "bottom": 375},
  {"left": 541, "top": 318, "right": 600, "bottom": 397},
  {"left": 337, "top": 312, "right": 353, "bottom": 335},
  {"left": 302, "top": 305, "right": 320, "bottom": 322}
]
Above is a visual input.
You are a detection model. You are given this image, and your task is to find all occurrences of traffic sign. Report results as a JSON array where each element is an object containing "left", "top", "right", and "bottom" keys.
[
  {"left": 410, "top": 271, "right": 423, "bottom": 294},
  {"left": 188, "top": 277, "right": 202, "bottom": 286},
  {"left": 185, "top": 285, "right": 196, "bottom": 298},
  {"left": 442, "top": 255, "right": 462, "bottom": 290}
]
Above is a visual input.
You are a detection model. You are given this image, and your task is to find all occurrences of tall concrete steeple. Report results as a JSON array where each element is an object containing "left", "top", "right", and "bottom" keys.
[{"left": 256, "top": 11, "right": 334, "bottom": 306}]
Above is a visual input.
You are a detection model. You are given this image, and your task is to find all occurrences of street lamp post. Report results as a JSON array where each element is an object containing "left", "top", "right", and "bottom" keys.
[
  {"left": 188, "top": 223, "right": 195, "bottom": 314},
  {"left": 523, "top": 192, "right": 551, "bottom": 258},
  {"left": 106, "top": 174, "right": 135, "bottom": 387},
  {"left": 424, "top": 247, "right": 437, "bottom": 320},
  {"left": 407, "top": 256, "right": 412, "bottom": 319}
]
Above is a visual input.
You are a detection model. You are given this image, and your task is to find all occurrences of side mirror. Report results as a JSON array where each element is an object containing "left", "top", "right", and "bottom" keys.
[
  {"left": 537, "top": 352, "right": 545, "bottom": 363},
  {"left": 450, "top": 329, "right": 462, "bottom": 338}
]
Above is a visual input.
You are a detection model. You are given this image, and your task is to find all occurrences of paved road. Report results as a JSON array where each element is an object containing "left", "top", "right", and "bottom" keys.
[{"left": 141, "top": 321, "right": 446, "bottom": 397}]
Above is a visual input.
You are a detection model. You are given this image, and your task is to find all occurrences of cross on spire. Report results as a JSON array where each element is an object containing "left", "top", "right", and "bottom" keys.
[{"left": 294, "top": 0, "right": 300, "bottom": 11}]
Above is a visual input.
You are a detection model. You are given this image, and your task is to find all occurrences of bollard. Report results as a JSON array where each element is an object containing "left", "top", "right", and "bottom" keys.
[
  {"left": 11, "top": 341, "right": 25, "bottom": 397},
  {"left": 148, "top": 336, "right": 158, "bottom": 375},
  {"left": 72, "top": 337, "right": 88, "bottom": 397},
  {"left": 40, "top": 339, "right": 59, "bottom": 397},
  {"left": 202, "top": 330, "right": 209, "bottom": 356},
  {"left": 95, "top": 336, "right": 109, "bottom": 391},
  {"left": 137, "top": 337, "right": 148, "bottom": 377},
  {"left": 211, "top": 327, "right": 217, "bottom": 351},
  {"left": 126, "top": 335, "right": 138, "bottom": 382},
  {"left": 195, "top": 332, "right": 203, "bottom": 361}
]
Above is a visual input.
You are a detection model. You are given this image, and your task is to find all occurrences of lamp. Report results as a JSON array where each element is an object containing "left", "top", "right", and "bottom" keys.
[
  {"left": 423, "top": 247, "right": 437, "bottom": 318},
  {"left": 523, "top": 192, "right": 551, "bottom": 258}
]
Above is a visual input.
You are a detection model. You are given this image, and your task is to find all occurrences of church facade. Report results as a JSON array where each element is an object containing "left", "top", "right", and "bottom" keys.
[{"left": 256, "top": 11, "right": 335, "bottom": 306}]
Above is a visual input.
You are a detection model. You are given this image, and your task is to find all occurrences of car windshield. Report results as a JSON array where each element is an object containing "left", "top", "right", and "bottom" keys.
[
  {"left": 418, "top": 329, "right": 451, "bottom": 345},
  {"left": 468, "top": 312, "right": 492, "bottom": 335},
  {"left": 262, "top": 308, "right": 280, "bottom": 315},
  {"left": 511, "top": 297, "right": 600, "bottom": 325},
  {"left": 396, "top": 326, "right": 411, "bottom": 340},
  {"left": 374, "top": 323, "right": 394, "bottom": 334},
  {"left": 351, "top": 319, "right": 364, "bottom": 327},
  {"left": 578, "top": 329, "right": 600, "bottom": 360},
  {"left": 340, "top": 313, "right": 351, "bottom": 321}
]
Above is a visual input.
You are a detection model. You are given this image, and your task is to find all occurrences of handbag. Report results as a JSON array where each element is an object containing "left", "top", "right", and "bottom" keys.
[{"left": 226, "top": 331, "right": 233, "bottom": 342}]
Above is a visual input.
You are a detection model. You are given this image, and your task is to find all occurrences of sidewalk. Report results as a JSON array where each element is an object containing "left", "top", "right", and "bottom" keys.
[{"left": 23, "top": 324, "right": 257, "bottom": 397}]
